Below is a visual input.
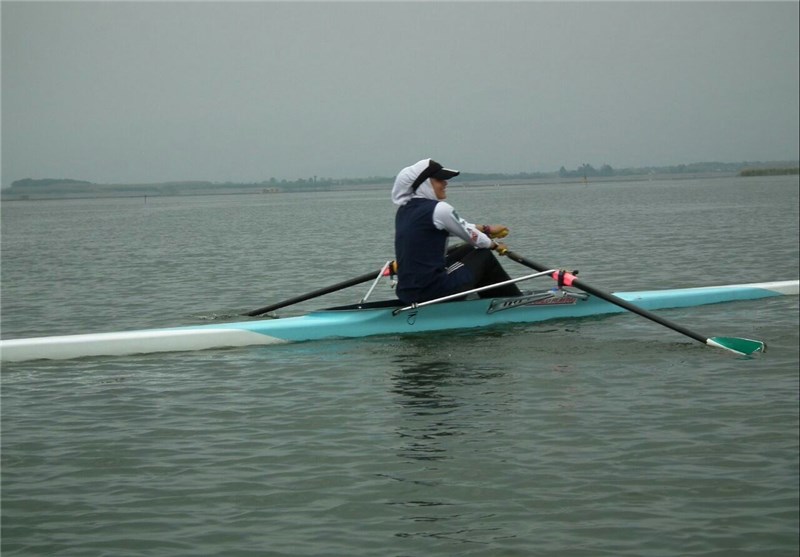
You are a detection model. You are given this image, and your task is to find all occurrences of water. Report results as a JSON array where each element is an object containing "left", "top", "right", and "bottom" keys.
[{"left": 2, "top": 176, "right": 798, "bottom": 556}]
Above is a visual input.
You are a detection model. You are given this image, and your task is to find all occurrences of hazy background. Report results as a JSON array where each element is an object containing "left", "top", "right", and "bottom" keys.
[{"left": 2, "top": 0, "right": 798, "bottom": 186}]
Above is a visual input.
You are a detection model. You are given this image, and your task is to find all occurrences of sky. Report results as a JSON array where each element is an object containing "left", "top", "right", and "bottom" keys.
[{"left": 1, "top": 0, "right": 798, "bottom": 186}]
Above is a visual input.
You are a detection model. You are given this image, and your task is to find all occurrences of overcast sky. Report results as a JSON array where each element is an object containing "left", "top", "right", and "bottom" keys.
[{"left": 2, "top": 0, "right": 798, "bottom": 186}]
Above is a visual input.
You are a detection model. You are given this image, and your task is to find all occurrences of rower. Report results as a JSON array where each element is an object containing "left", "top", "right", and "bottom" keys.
[{"left": 391, "top": 158, "right": 521, "bottom": 305}]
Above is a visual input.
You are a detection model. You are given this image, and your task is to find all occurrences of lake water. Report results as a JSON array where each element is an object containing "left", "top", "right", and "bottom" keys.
[{"left": 2, "top": 176, "right": 798, "bottom": 556}]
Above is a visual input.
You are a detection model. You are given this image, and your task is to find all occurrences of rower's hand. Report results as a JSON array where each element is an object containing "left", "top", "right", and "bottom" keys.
[{"left": 484, "top": 225, "right": 510, "bottom": 239}]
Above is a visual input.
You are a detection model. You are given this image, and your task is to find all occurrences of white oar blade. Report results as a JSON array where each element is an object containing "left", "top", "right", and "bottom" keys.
[{"left": 707, "top": 336, "right": 766, "bottom": 356}]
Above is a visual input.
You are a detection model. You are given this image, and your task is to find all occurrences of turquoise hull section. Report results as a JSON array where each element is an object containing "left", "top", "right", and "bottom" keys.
[{"left": 202, "top": 281, "right": 797, "bottom": 342}]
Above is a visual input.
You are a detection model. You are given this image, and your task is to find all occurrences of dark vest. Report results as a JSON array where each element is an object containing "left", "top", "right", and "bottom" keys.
[{"left": 394, "top": 198, "right": 449, "bottom": 300}]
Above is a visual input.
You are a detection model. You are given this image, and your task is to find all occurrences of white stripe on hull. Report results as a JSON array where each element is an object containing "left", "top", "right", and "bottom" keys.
[
  {"left": 0, "top": 328, "right": 285, "bottom": 362},
  {"left": 717, "top": 280, "right": 798, "bottom": 296}
]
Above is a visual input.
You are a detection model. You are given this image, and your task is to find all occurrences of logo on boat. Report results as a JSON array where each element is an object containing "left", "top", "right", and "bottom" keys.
[
  {"left": 530, "top": 297, "right": 578, "bottom": 305},
  {"left": 487, "top": 292, "right": 579, "bottom": 314}
]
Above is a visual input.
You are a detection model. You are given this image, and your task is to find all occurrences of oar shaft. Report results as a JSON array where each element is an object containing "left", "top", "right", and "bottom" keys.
[
  {"left": 244, "top": 269, "right": 382, "bottom": 316},
  {"left": 504, "top": 251, "right": 716, "bottom": 348}
]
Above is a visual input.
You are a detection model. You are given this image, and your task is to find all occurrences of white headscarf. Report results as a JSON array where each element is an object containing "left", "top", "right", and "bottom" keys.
[{"left": 391, "top": 158, "right": 438, "bottom": 206}]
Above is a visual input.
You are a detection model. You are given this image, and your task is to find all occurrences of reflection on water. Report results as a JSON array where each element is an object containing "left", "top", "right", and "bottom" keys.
[
  {"left": 385, "top": 343, "right": 513, "bottom": 545},
  {"left": 391, "top": 360, "right": 463, "bottom": 462}
]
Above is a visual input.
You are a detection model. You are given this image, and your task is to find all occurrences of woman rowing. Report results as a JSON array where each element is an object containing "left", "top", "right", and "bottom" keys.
[{"left": 391, "top": 158, "right": 521, "bottom": 305}]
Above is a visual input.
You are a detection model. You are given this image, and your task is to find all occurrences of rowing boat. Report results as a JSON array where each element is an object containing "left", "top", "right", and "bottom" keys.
[{"left": 1, "top": 279, "right": 797, "bottom": 362}]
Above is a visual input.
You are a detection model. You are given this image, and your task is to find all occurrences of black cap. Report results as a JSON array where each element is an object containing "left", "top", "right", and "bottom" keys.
[
  {"left": 430, "top": 160, "right": 460, "bottom": 180},
  {"left": 411, "top": 159, "right": 460, "bottom": 191}
]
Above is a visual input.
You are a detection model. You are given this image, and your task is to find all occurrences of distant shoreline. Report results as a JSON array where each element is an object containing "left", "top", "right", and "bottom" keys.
[
  {"left": 0, "top": 172, "right": 751, "bottom": 202},
  {"left": 2, "top": 163, "right": 797, "bottom": 202}
]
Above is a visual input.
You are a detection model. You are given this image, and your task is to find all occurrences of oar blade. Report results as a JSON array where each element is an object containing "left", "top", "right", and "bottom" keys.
[{"left": 707, "top": 336, "right": 766, "bottom": 356}]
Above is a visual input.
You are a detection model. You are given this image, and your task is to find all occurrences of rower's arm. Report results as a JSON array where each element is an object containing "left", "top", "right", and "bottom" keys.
[{"left": 432, "top": 202, "right": 493, "bottom": 249}]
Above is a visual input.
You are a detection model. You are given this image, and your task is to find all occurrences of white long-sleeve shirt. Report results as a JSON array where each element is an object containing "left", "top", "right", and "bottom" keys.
[{"left": 432, "top": 201, "right": 494, "bottom": 250}]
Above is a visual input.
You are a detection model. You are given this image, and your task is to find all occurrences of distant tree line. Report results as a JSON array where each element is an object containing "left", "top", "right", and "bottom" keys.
[
  {"left": 555, "top": 161, "right": 793, "bottom": 179},
  {"left": 559, "top": 164, "right": 615, "bottom": 178},
  {"left": 739, "top": 167, "right": 799, "bottom": 177},
  {"left": 10, "top": 178, "right": 92, "bottom": 188}
]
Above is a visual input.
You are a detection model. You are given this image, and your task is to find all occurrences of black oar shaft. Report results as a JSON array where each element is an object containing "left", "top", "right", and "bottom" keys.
[
  {"left": 244, "top": 269, "right": 382, "bottom": 317},
  {"left": 504, "top": 251, "right": 708, "bottom": 345}
]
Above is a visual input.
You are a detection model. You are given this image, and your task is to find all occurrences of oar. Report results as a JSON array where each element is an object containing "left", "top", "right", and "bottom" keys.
[
  {"left": 502, "top": 250, "right": 766, "bottom": 356},
  {"left": 244, "top": 268, "right": 386, "bottom": 317}
]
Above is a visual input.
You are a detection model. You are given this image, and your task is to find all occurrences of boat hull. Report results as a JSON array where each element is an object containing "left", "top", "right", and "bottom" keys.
[{"left": 1, "top": 280, "right": 797, "bottom": 362}]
